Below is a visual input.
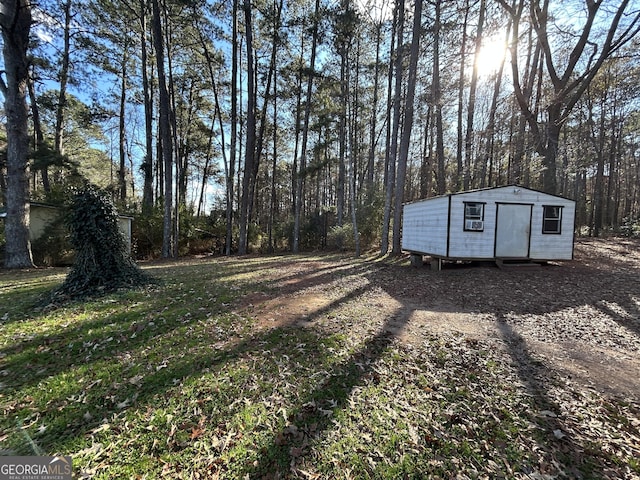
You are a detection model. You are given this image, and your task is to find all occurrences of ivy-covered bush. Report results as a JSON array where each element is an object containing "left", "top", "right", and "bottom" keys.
[{"left": 51, "top": 185, "right": 151, "bottom": 301}]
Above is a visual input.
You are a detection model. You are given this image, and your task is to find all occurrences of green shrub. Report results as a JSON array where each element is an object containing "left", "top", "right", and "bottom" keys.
[
  {"left": 327, "top": 223, "right": 356, "bottom": 251},
  {"left": 357, "top": 195, "right": 384, "bottom": 250},
  {"left": 132, "top": 206, "right": 164, "bottom": 259},
  {"left": 179, "top": 209, "right": 228, "bottom": 256},
  {"left": 620, "top": 216, "right": 640, "bottom": 237},
  {"left": 133, "top": 206, "right": 231, "bottom": 258},
  {"left": 299, "top": 208, "right": 334, "bottom": 251}
]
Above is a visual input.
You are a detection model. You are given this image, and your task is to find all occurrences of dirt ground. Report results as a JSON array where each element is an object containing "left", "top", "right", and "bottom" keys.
[{"left": 239, "top": 237, "right": 640, "bottom": 401}]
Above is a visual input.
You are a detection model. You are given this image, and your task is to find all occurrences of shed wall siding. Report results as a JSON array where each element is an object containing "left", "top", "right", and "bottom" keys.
[
  {"left": 30, "top": 205, "right": 133, "bottom": 255},
  {"left": 401, "top": 197, "right": 449, "bottom": 256},
  {"left": 529, "top": 203, "right": 575, "bottom": 260},
  {"left": 402, "top": 186, "right": 575, "bottom": 261},
  {"left": 30, "top": 206, "right": 59, "bottom": 241},
  {"left": 448, "top": 195, "right": 496, "bottom": 258}
]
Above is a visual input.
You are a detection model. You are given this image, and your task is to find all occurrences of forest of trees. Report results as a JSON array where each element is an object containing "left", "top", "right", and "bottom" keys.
[{"left": 2, "top": 0, "right": 640, "bottom": 265}]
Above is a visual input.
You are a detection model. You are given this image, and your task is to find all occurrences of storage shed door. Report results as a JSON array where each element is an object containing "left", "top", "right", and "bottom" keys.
[{"left": 495, "top": 203, "right": 532, "bottom": 258}]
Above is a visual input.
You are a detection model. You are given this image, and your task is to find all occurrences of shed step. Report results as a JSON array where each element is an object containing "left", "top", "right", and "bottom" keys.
[{"left": 496, "top": 259, "right": 541, "bottom": 269}]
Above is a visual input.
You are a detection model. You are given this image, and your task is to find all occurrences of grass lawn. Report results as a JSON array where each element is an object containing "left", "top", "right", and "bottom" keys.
[{"left": 1, "top": 253, "right": 639, "bottom": 479}]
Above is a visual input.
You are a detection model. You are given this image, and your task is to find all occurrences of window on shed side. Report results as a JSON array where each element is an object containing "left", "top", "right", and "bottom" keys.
[
  {"left": 542, "top": 206, "right": 562, "bottom": 234},
  {"left": 463, "top": 202, "right": 485, "bottom": 231}
]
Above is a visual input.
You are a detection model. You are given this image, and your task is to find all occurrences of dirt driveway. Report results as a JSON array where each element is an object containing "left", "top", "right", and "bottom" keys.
[{"left": 240, "top": 237, "right": 640, "bottom": 401}]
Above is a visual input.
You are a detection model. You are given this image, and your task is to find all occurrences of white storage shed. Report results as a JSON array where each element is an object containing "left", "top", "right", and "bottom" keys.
[
  {"left": 1, "top": 202, "right": 133, "bottom": 255},
  {"left": 402, "top": 185, "right": 576, "bottom": 268}
]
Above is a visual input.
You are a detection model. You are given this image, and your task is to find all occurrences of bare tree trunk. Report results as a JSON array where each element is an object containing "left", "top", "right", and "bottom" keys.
[
  {"left": 335, "top": 2, "right": 356, "bottom": 236},
  {"left": 346, "top": 3, "right": 360, "bottom": 256},
  {"left": 433, "top": 1, "right": 446, "bottom": 195},
  {"left": 227, "top": 0, "right": 238, "bottom": 255},
  {"left": 455, "top": 0, "right": 469, "bottom": 191},
  {"left": 350, "top": 156, "right": 361, "bottom": 255},
  {"left": 197, "top": 122, "right": 214, "bottom": 217},
  {"left": 587, "top": 91, "right": 606, "bottom": 236},
  {"left": 238, "top": 0, "right": 256, "bottom": 255},
  {"left": 592, "top": 152, "right": 605, "bottom": 237},
  {"left": 1, "top": 0, "right": 34, "bottom": 268},
  {"left": 248, "top": 1, "right": 281, "bottom": 241},
  {"left": 381, "top": 0, "right": 404, "bottom": 255},
  {"left": 175, "top": 80, "right": 195, "bottom": 206},
  {"left": 118, "top": 46, "right": 128, "bottom": 202},
  {"left": 480, "top": 21, "right": 510, "bottom": 188},
  {"left": 605, "top": 117, "right": 618, "bottom": 229},
  {"left": 336, "top": 43, "right": 347, "bottom": 231},
  {"left": 608, "top": 120, "right": 623, "bottom": 229},
  {"left": 268, "top": 55, "right": 278, "bottom": 253},
  {"left": 291, "top": 32, "right": 304, "bottom": 221},
  {"left": 263, "top": 0, "right": 282, "bottom": 253},
  {"left": 163, "top": 13, "right": 180, "bottom": 258},
  {"left": 420, "top": 107, "right": 432, "bottom": 198},
  {"left": 365, "top": 20, "right": 382, "bottom": 201},
  {"left": 27, "top": 67, "right": 50, "bottom": 193},
  {"left": 463, "top": 0, "right": 485, "bottom": 190},
  {"left": 0, "top": 160, "right": 5, "bottom": 202},
  {"left": 382, "top": 5, "right": 396, "bottom": 197},
  {"left": 392, "top": 0, "right": 422, "bottom": 255},
  {"left": 509, "top": 11, "right": 541, "bottom": 186},
  {"left": 54, "top": 0, "right": 72, "bottom": 164},
  {"left": 197, "top": 17, "right": 229, "bottom": 220},
  {"left": 140, "top": 0, "right": 154, "bottom": 213},
  {"left": 293, "top": 0, "right": 319, "bottom": 253},
  {"left": 151, "top": 0, "right": 174, "bottom": 258}
]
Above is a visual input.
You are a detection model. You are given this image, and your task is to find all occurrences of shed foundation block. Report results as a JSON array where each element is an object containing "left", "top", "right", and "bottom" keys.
[
  {"left": 430, "top": 257, "right": 442, "bottom": 271},
  {"left": 410, "top": 253, "right": 423, "bottom": 267}
]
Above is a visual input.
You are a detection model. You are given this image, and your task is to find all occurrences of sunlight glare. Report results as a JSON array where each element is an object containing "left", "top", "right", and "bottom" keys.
[{"left": 475, "top": 35, "right": 508, "bottom": 78}]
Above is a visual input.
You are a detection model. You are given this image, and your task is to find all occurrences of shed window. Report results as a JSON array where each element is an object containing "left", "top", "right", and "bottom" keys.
[
  {"left": 464, "top": 202, "right": 485, "bottom": 231},
  {"left": 542, "top": 206, "right": 562, "bottom": 234}
]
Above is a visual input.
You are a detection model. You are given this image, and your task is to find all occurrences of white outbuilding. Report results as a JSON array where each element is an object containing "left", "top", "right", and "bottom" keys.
[{"left": 401, "top": 185, "right": 576, "bottom": 269}]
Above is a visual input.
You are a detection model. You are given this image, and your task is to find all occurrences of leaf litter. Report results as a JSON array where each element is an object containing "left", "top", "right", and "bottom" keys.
[{"left": 1, "top": 240, "right": 639, "bottom": 478}]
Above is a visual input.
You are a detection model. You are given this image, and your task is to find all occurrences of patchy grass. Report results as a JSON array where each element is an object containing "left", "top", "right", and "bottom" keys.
[{"left": 1, "top": 252, "right": 639, "bottom": 479}]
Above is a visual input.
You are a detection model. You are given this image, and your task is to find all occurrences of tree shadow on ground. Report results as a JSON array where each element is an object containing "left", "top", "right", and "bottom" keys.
[
  {"left": 245, "top": 301, "right": 412, "bottom": 477},
  {"left": 0, "top": 259, "right": 388, "bottom": 462},
  {"left": 2, "top": 247, "right": 637, "bottom": 478},
  {"left": 234, "top": 253, "right": 630, "bottom": 479},
  {"left": 401, "top": 246, "right": 640, "bottom": 341},
  {"left": 496, "top": 319, "right": 614, "bottom": 478},
  {"left": 0, "top": 257, "right": 366, "bottom": 392}
]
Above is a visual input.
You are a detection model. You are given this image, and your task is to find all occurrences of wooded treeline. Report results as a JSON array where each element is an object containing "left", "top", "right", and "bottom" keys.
[{"left": 2, "top": 0, "right": 640, "bottom": 263}]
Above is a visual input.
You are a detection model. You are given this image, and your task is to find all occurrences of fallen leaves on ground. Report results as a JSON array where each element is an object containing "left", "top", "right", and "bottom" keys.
[{"left": 1, "top": 238, "right": 639, "bottom": 479}]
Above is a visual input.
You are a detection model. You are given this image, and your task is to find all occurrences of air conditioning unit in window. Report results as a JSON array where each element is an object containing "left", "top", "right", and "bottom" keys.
[{"left": 465, "top": 220, "right": 484, "bottom": 231}]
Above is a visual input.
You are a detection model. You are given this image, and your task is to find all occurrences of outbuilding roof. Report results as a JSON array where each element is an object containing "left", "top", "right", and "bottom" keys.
[{"left": 404, "top": 184, "right": 576, "bottom": 206}]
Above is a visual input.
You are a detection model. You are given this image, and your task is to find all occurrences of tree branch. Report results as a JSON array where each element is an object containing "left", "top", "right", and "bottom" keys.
[
  {"left": 500, "top": 0, "right": 542, "bottom": 147},
  {"left": 530, "top": 0, "right": 561, "bottom": 89},
  {"left": 559, "top": 0, "right": 600, "bottom": 86},
  {"left": 563, "top": 0, "right": 637, "bottom": 115}
]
